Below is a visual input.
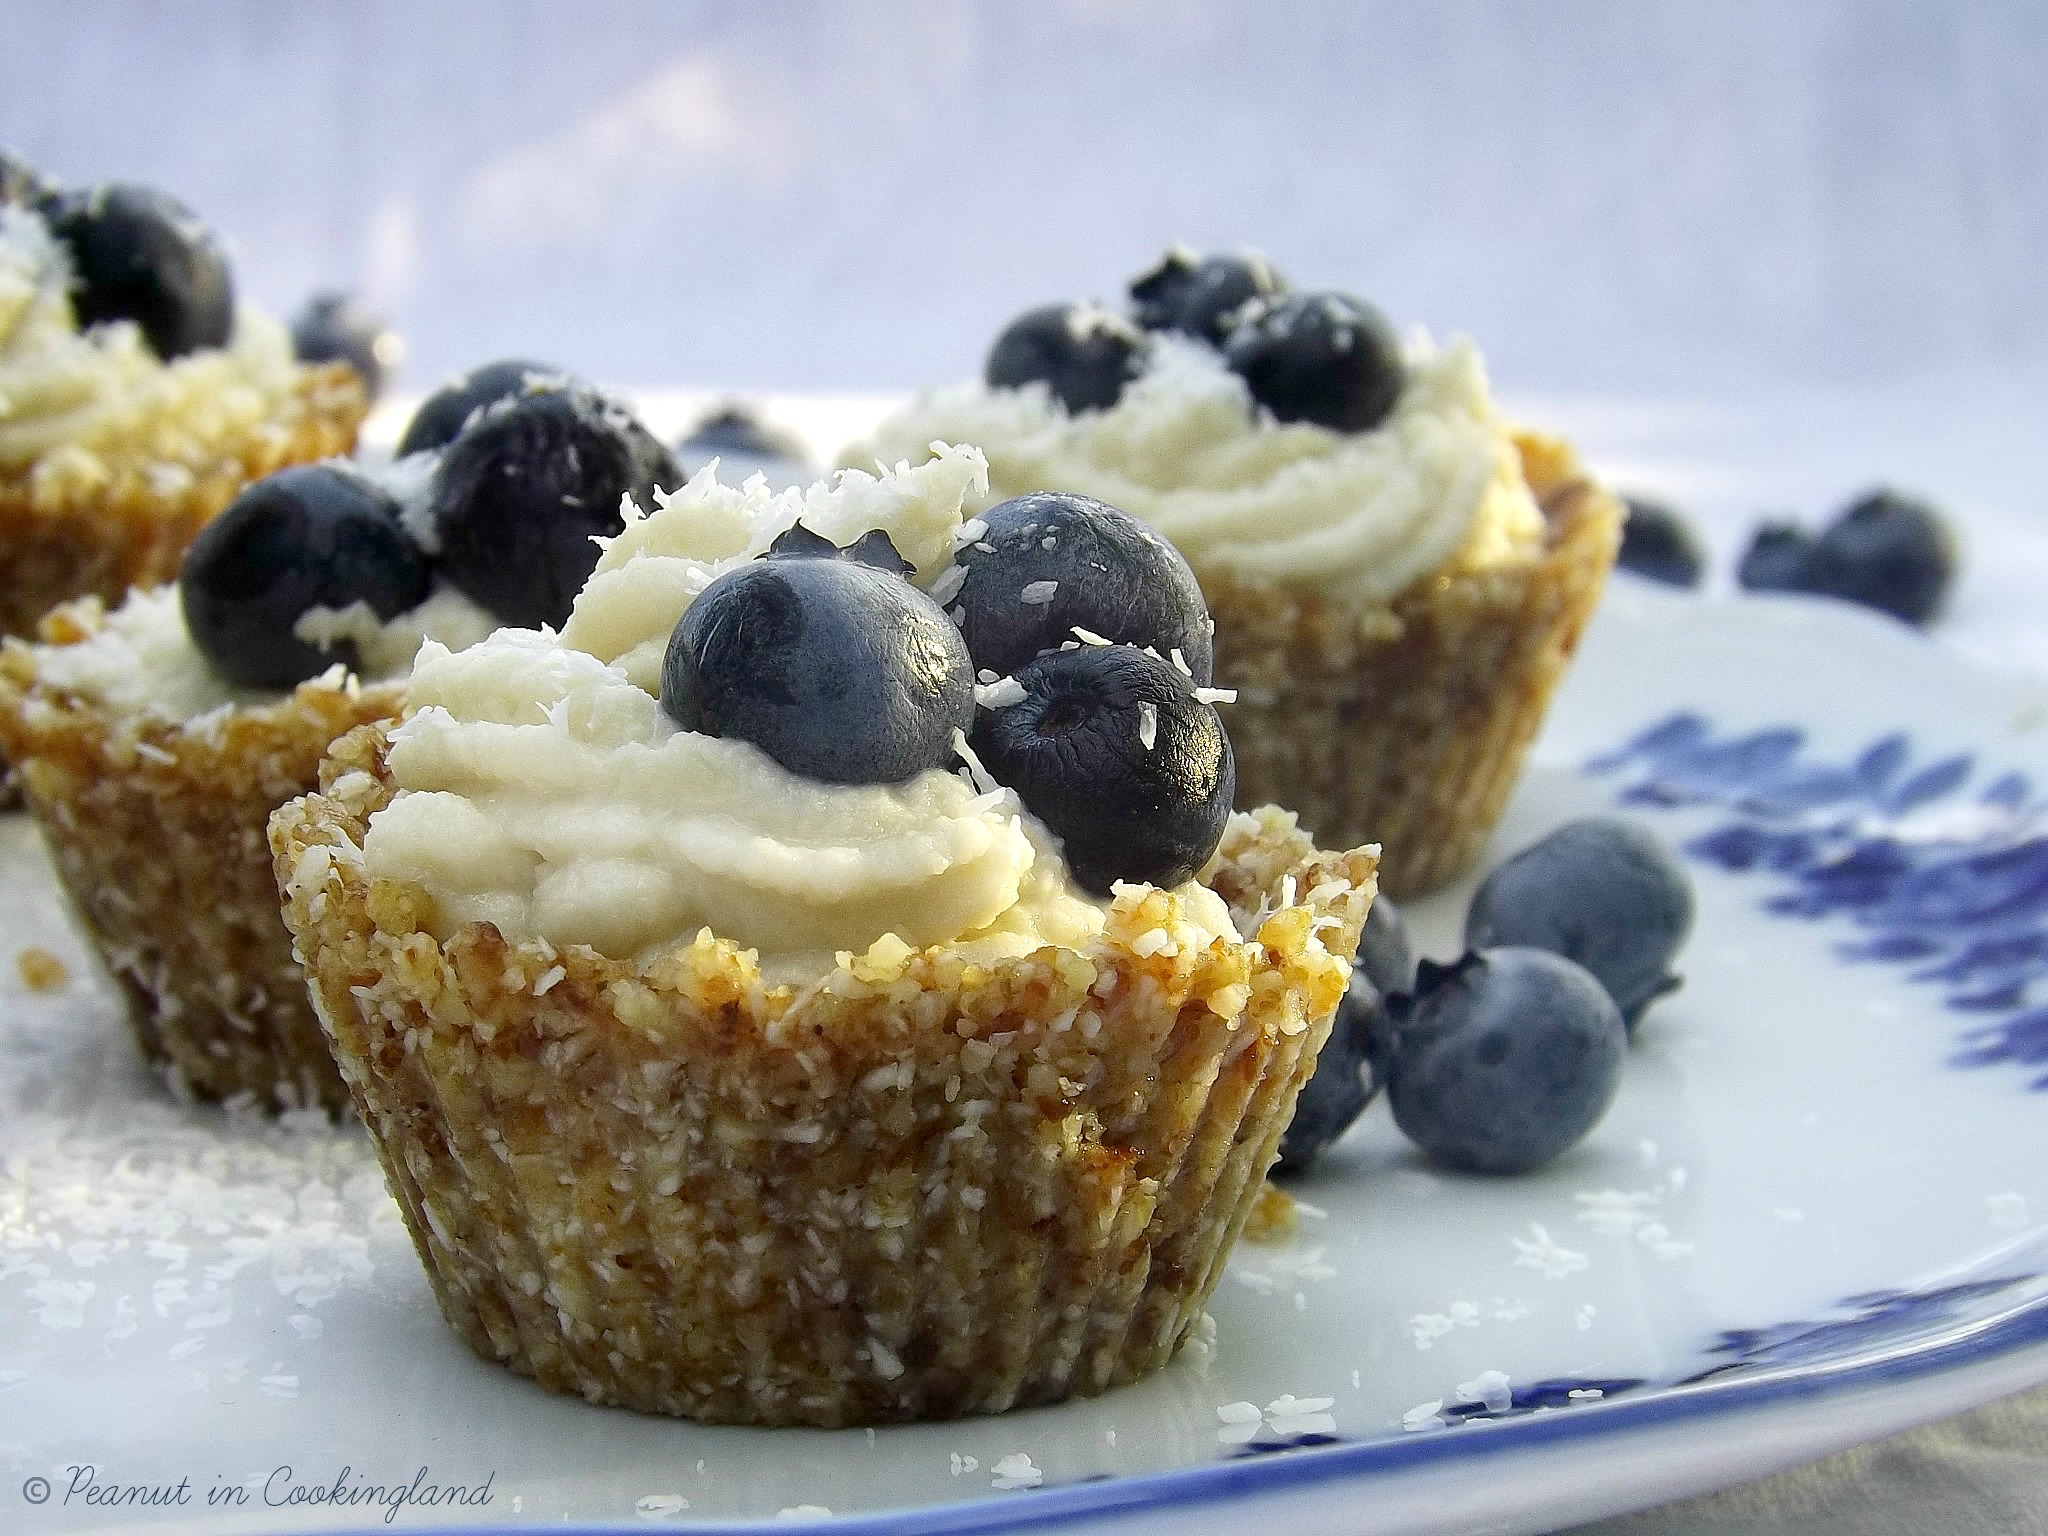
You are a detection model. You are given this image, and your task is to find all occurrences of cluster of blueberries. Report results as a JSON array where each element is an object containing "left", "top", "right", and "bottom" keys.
[
  {"left": 1619, "top": 488, "right": 1958, "bottom": 627},
  {"left": 180, "top": 361, "right": 680, "bottom": 686},
  {"left": 661, "top": 489, "right": 1237, "bottom": 894},
  {"left": 986, "top": 245, "right": 1408, "bottom": 434},
  {"left": 0, "top": 150, "right": 233, "bottom": 363},
  {"left": 1279, "top": 818, "right": 1695, "bottom": 1178}
]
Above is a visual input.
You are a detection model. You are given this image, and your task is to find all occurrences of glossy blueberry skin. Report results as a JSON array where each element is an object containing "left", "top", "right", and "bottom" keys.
[
  {"left": 1465, "top": 817, "right": 1693, "bottom": 1032},
  {"left": 1128, "top": 248, "right": 1288, "bottom": 345},
  {"left": 395, "top": 358, "right": 569, "bottom": 458},
  {"left": 179, "top": 464, "right": 429, "bottom": 689},
  {"left": 43, "top": 183, "right": 233, "bottom": 361},
  {"left": 675, "top": 404, "right": 812, "bottom": 492},
  {"left": 662, "top": 547, "right": 973, "bottom": 786},
  {"left": 289, "top": 292, "right": 400, "bottom": 400},
  {"left": 1223, "top": 291, "right": 1404, "bottom": 433},
  {"left": 1386, "top": 948, "right": 1627, "bottom": 1175},
  {"left": 947, "top": 491, "right": 1213, "bottom": 685},
  {"left": 1, "top": 147, "right": 45, "bottom": 206},
  {"left": 427, "top": 384, "right": 680, "bottom": 629},
  {"left": 1618, "top": 496, "right": 1706, "bottom": 588},
  {"left": 986, "top": 303, "right": 1148, "bottom": 415},
  {"left": 1737, "top": 521, "right": 1818, "bottom": 596},
  {"left": 1275, "top": 978, "right": 1392, "bottom": 1176},
  {"left": 969, "top": 645, "right": 1233, "bottom": 894}
]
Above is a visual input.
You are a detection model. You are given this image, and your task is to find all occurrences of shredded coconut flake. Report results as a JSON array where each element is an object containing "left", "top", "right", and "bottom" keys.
[
  {"left": 975, "top": 676, "right": 1028, "bottom": 710},
  {"left": 928, "top": 562, "right": 969, "bottom": 605},
  {"left": 952, "top": 728, "right": 1000, "bottom": 795},
  {"left": 1070, "top": 626, "right": 1113, "bottom": 646},
  {"left": 1193, "top": 686, "right": 1238, "bottom": 705},
  {"left": 1137, "top": 701, "right": 1158, "bottom": 750},
  {"left": 1019, "top": 580, "right": 1058, "bottom": 606}
]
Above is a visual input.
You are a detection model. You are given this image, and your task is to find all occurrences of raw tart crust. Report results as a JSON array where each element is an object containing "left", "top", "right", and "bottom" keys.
[
  {"left": 1211, "top": 430, "right": 1620, "bottom": 897},
  {"left": 0, "top": 360, "right": 366, "bottom": 641},
  {"left": 0, "top": 597, "right": 397, "bottom": 1113},
  {"left": 272, "top": 723, "right": 1379, "bottom": 1426}
]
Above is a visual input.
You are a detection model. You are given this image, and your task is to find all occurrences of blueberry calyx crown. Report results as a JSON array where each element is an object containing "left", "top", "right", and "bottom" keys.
[{"left": 764, "top": 522, "right": 913, "bottom": 578}]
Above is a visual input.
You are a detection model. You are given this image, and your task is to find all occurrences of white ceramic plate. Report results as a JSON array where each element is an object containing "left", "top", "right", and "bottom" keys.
[{"left": 5, "top": 577, "right": 2048, "bottom": 1536}]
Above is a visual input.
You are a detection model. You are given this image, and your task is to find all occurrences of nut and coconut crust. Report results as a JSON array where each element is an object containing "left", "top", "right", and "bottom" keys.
[
  {"left": 0, "top": 599, "right": 397, "bottom": 1112},
  {"left": 1211, "top": 430, "right": 1620, "bottom": 898},
  {"left": 271, "top": 723, "right": 1379, "bottom": 1426}
]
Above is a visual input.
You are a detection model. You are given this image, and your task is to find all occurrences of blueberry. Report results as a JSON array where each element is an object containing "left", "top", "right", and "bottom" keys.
[
  {"left": 1275, "top": 979, "right": 1391, "bottom": 1176},
  {"left": 662, "top": 527, "right": 973, "bottom": 785},
  {"left": 179, "top": 463, "right": 429, "bottom": 689},
  {"left": 1465, "top": 817, "right": 1693, "bottom": 1031},
  {"left": 1618, "top": 496, "right": 1705, "bottom": 588},
  {"left": 675, "top": 403, "right": 812, "bottom": 492},
  {"left": 1223, "top": 291, "right": 1404, "bottom": 433},
  {"left": 1736, "top": 521, "right": 1817, "bottom": 595},
  {"left": 968, "top": 645, "right": 1232, "bottom": 894},
  {"left": 395, "top": 358, "right": 570, "bottom": 458},
  {"left": 986, "top": 303, "right": 1148, "bottom": 414},
  {"left": 1809, "top": 489, "right": 1957, "bottom": 625},
  {"left": 1, "top": 147, "right": 46, "bottom": 206},
  {"left": 1354, "top": 893, "right": 1416, "bottom": 998},
  {"left": 42, "top": 183, "right": 233, "bottom": 361},
  {"left": 427, "top": 382, "right": 680, "bottom": 629},
  {"left": 1385, "top": 949, "right": 1626, "bottom": 1175},
  {"left": 1128, "top": 246, "right": 1288, "bottom": 345},
  {"left": 289, "top": 292, "right": 401, "bottom": 400},
  {"left": 945, "top": 491, "right": 1213, "bottom": 684}
]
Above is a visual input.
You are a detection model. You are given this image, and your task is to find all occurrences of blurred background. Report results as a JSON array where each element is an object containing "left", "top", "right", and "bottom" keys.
[{"left": 6, "top": 0, "right": 2047, "bottom": 650}]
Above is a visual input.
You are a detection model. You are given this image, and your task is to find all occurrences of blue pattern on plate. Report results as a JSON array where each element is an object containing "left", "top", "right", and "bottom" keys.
[{"left": 1588, "top": 711, "right": 2048, "bottom": 1090}]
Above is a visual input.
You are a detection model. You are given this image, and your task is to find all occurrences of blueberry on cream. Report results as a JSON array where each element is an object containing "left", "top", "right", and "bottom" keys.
[
  {"left": 1223, "top": 291, "right": 1406, "bottom": 433},
  {"left": 660, "top": 524, "right": 974, "bottom": 786},
  {"left": 290, "top": 291, "right": 401, "bottom": 401},
  {"left": 395, "top": 357, "right": 568, "bottom": 458},
  {"left": 968, "top": 644, "right": 1234, "bottom": 894},
  {"left": 42, "top": 183, "right": 233, "bottom": 362},
  {"left": 942, "top": 489, "right": 1214, "bottom": 684},
  {"left": 985, "top": 303, "right": 1149, "bottom": 415},
  {"left": 1129, "top": 246, "right": 1288, "bottom": 345},
  {"left": 180, "top": 463, "right": 429, "bottom": 688},
  {"left": 427, "top": 381, "right": 681, "bottom": 629}
]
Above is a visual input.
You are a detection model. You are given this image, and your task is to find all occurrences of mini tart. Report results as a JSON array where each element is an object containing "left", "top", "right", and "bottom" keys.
[
  {"left": 1203, "top": 430, "right": 1617, "bottom": 897},
  {"left": 0, "top": 597, "right": 396, "bottom": 1113},
  {"left": 0, "top": 361, "right": 366, "bottom": 641},
  {"left": 271, "top": 722, "right": 1379, "bottom": 1427}
]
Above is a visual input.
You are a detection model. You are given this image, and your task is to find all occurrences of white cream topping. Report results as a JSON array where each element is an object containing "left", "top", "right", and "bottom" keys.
[
  {"left": 28, "top": 577, "right": 498, "bottom": 725},
  {"left": 364, "top": 449, "right": 1236, "bottom": 977},
  {"left": 850, "top": 333, "right": 1544, "bottom": 603},
  {"left": 0, "top": 204, "right": 301, "bottom": 481}
]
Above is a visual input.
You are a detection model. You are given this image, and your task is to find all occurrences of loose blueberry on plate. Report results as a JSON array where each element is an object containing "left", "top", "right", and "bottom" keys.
[
  {"left": 1354, "top": 892, "right": 1417, "bottom": 999},
  {"left": 1465, "top": 816, "right": 1693, "bottom": 1032},
  {"left": 394, "top": 357, "right": 570, "bottom": 457},
  {"left": 1618, "top": 495, "right": 1706, "bottom": 588},
  {"left": 42, "top": 183, "right": 233, "bottom": 361},
  {"left": 662, "top": 525, "right": 973, "bottom": 785},
  {"left": 985, "top": 302, "right": 1149, "bottom": 415},
  {"left": 427, "top": 382, "right": 679, "bottom": 629},
  {"left": 289, "top": 291, "right": 401, "bottom": 400},
  {"left": 945, "top": 490, "right": 1214, "bottom": 684},
  {"left": 1736, "top": 520, "right": 1817, "bottom": 596},
  {"left": 1223, "top": 291, "right": 1405, "bottom": 433},
  {"left": 674, "top": 403, "right": 812, "bottom": 491},
  {"left": 968, "top": 644, "right": 1232, "bottom": 894},
  {"left": 180, "top": 463, "right": 430, "bottom": 689},
  {"left": 1128, "top": 246, "right": 1288, "bottom": 345},
  {"left": 1807, "top": 489, "right": 1957, "bottom": 626},
  {"left": 1385, "top": 948, "right": 1626, "bottom": 1175},
  {"left": 1275, "top": 978, "right": 1393, "bottom": 1176}
]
